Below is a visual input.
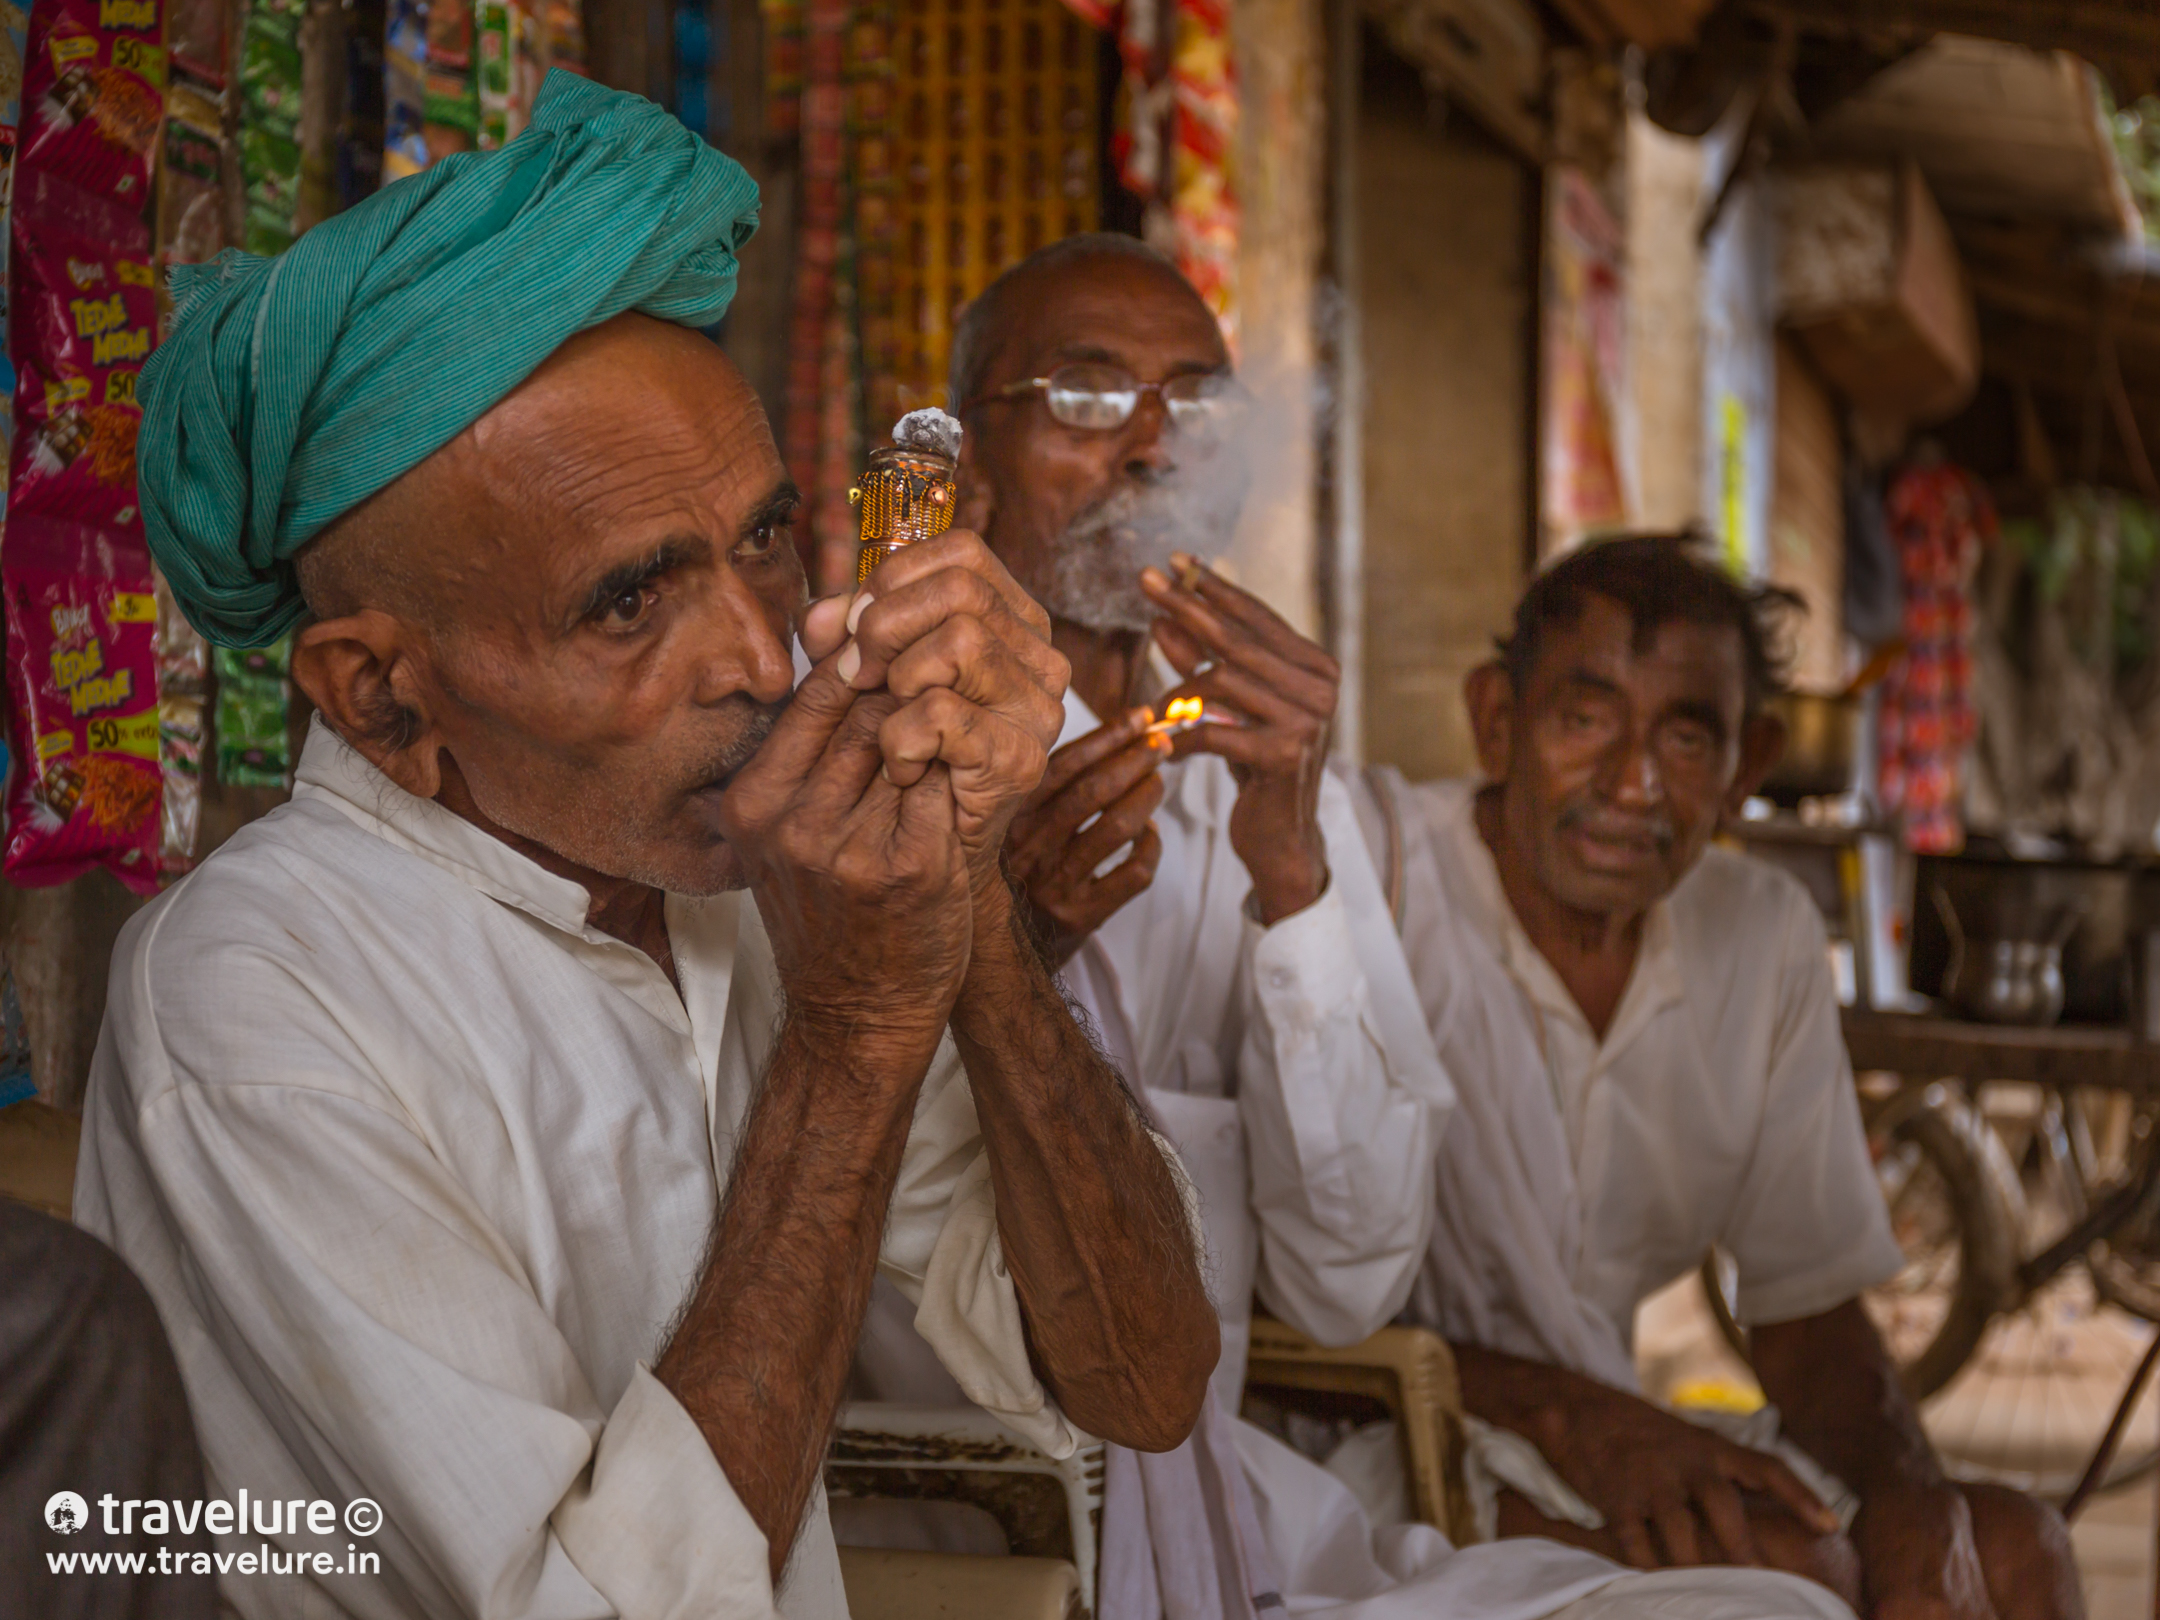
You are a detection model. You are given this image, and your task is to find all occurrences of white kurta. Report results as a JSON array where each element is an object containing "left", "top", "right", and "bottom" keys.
[{"left": 75, "top": 719, "right": 1080, "bottom": 1620}]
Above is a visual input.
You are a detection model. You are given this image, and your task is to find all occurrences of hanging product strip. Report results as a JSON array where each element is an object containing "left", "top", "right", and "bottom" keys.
[
  {"left": 388, "top": 0, "right": 585, "bottom": 179},
  {"left": 0, "top": 0, "right": 28, "bottom": 822},
  {"left": 4, "top": 0, "right": 169, "bottom": 892},
  {"left": 150, "top": 0, "right": 230, "bottom": 876},
  {"left": 1057, "top": 0, "right": 1234, "bottom": 341}
]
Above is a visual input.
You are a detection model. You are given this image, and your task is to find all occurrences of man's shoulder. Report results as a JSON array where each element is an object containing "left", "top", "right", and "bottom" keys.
[
  {"left": 1666, "top": 844, "right": 1834, "bottom": 1010},
  {"left": 1673, "top": 842, "right": 1823, "bottom": 938},
  {"left": 113, "top": 792, "right": 487, "bottom": 1009}
]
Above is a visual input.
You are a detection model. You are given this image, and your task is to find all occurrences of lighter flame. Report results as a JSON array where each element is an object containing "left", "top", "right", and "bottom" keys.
[{"left": 1165, "top": 697, "right": 1204, "bottom": 725}]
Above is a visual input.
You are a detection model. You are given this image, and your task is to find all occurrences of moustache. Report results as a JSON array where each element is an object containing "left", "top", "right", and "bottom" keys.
[
  {"left": 1557, "top": 799, "right": 1675, "bottom": 849},
  {"left": 695, "top": 696, "right": 789, "bottom": 794}
]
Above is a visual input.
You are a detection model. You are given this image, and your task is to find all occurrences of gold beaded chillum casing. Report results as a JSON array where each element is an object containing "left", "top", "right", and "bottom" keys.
[{"left": 853, "top": 410, "right": 963, "bottom": 585}]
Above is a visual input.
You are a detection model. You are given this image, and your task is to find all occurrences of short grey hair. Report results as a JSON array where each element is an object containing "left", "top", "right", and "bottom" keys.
[{"left": 947, "top": 232, "right": 1179, "bottom": 407}]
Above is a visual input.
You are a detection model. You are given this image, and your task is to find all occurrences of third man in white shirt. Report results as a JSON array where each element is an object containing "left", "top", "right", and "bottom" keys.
[{"left": 1354, "top": 535, "right": 2080, "bottom": 1620}]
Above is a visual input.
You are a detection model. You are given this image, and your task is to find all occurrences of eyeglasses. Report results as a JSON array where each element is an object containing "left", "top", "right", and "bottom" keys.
[{"left": 965, "top": 363, "right": 1246, "bottom": 433}]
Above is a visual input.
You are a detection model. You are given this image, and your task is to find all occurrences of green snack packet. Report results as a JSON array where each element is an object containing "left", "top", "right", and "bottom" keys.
[
  {"left": 213, "top": 637, "right": 292, "bottom": 683},
  {"left": 213, "top": 639, "right": 293, "bottom": 788},
  {"left": 216, "top": 676, "right": 292, "bottom": 787}
]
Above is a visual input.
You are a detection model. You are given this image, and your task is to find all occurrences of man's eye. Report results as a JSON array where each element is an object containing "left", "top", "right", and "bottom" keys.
[
  {"left": 598, "top": 586, "right": 654, "bottom": 628},
  {"left": 737, "top": 516, "right": 795, "bottom": 561}
]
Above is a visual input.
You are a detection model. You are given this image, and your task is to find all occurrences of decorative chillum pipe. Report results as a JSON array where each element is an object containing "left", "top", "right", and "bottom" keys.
[{"left": 852, "top": 408, "right": 963, "bottom": 585}]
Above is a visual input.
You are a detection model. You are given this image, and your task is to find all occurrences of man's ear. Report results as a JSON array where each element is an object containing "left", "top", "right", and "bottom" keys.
[
  {"left": 292, "top": 611, "right": 447, "bottom": 799},
  {"left": 1464, "top": 661, "right": 1514, "bottom": 782},
  {"left": 1726, "top": 707, "right": 1789, "bottom": 815}
]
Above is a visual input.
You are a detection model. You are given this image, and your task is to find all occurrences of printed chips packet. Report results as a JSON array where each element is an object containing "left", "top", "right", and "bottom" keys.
[
  {"left": 2, "top": 514, "right": 163, "bottom": 894},
  {"left": 20, "top": 0, "right": 164, "bottom": 207},
  {"left": 9, "top": 170, "right": 154, "bottom": 530}
]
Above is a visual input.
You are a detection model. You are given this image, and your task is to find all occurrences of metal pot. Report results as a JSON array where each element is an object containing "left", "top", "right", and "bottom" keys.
[
  {"left": 1913, "top": 857, "right": 2132, "bottom": 1025},
  {"left": 1760, "top": 691, "right": 1861, "bottom": 806}
]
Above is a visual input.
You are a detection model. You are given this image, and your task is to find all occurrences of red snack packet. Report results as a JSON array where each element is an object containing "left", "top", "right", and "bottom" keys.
[
  {"left": 20, "top": 0, "right": 165, "bottom": 207},
  {"left": 3, "top": 514, "right": 162, "bottom": 894},
  {"left": 8, "top": 170, "right": 154, "bottom": 534}
]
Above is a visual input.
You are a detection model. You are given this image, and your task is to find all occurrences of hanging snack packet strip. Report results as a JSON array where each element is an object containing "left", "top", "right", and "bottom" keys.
[
  {"left": 2, "top": 515, "right": 163, "bottom": 894},
  {"left": 383, "top": 0, "right": 426, "bottom": 181},
  {"left": 213, "top": 638, "right": 293, "bottom": 789},
  {"left": 239, "top": 0, "right": 303, "bottom": 256},
  {"left": 9, "top": 171, "right": 155, "bottom": 532},
  {"left": 8, "top": 4, "right": 169, "bottom": 894},
  {"left": 19, "top": 0, "right": 164, "bottom": 207}
]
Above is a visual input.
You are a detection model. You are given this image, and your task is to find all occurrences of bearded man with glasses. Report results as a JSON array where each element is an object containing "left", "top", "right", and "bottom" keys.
[{"left": 843, "top": 233, "right": 1859, "bottom": 1620}]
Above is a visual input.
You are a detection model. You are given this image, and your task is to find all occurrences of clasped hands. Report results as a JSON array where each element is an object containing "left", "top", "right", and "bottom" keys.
[{"left": 715, "top": 531, "right": 1066, "bottom": 1050}]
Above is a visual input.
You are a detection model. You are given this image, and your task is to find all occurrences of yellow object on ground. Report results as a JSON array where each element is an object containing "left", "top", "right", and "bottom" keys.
[{"left": 1669, "top": 1379, "right": 1766, "bottom": 1415}]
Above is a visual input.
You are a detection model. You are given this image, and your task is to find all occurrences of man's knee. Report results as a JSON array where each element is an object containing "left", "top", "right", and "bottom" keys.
[{"left": 1960, "top": 1483, "right": 2083, "bottom": 1620}]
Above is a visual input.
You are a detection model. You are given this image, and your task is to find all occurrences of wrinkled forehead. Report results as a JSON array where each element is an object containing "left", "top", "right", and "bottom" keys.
[
  {"left": 416, "top": 320, "right": 785, "bottom": 620},
  {"left": 992, "top": 256, "right": 1230, "bottom": 385}
]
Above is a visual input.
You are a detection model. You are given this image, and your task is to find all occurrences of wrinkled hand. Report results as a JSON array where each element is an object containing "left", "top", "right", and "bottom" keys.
[
  {"left": 801, "top": 530, "right": 1067, "bottom": 897},
  {"left": 1005, "top": 708, "right": 1167, "bottom": 965},
  {"left": 1854, "top": 1483, "right": 1999, "bottom": 1620},
  {"left": 1140, "top": 554, "right": 1334, "bottom": 925},
  {"left": 717, "top": 658, "right": 973, "bottom": 1056},
  {"left": 1532, "top": 1383, "right": 1839, "bottom": 1570}
]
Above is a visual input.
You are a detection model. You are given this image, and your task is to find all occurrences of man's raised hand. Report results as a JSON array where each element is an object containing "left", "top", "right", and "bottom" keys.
[
  {"left": 1005, "top": 709, "right": 1166, "bottom": 965},
  {"left": 1139, "top": 554, "right": 1337, "bottom": 925},
  {"left": 801, "top": 530, "right": 1068, "bottom": 893}
]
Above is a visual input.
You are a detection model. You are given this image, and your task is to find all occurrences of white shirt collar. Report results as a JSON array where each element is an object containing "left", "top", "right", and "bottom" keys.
[
  {"left": 290, "top": 715, "right": 600, "bottom": 939},
  {"left": 1430, "top": 778, "right": 1685, "bottom": 1054}
]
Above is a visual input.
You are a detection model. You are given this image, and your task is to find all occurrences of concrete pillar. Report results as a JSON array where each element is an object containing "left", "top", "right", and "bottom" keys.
[{"left": 1229, "top": 0, "right": 1325, "bottom": 640}]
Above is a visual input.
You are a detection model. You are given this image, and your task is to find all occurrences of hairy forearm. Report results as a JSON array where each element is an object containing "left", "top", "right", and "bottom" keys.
[
  {"left": 653, "top": 1016, "right": 935, "bottom": 1582},
  {"left": 1753, "top": 1300, "right": 1942, "bottom": 1501},
  {"left": 1453, "top": 1340, "right": 1607, "bottom": 1448},
  {"left": 949, "top": 888, "right": 1218, "bottom": 1450}
]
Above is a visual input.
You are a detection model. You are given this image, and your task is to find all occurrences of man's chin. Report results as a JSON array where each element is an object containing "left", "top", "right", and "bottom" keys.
[{"left": 1548, "top": 865, "right": 1671, "bottom": 919}]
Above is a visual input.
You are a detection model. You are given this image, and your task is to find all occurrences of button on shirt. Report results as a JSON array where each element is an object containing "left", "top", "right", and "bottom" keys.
[
  {"left": 75, "top": 720, "right": 1081, "bottom": 1620},
  {"left": 1380, "top": 778, "right": 1902, "bottom": 1373}
]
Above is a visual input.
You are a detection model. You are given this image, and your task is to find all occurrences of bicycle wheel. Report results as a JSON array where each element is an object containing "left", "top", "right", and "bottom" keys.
[
  {"left": 2085, "top": 1100, "right": 2160, "bottom": 1323},
  {"left": 1700, "top": 1088, "right": 2011, "bottom": 1402}
]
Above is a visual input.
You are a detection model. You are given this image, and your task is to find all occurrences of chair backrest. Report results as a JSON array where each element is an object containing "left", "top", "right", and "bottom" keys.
[{"left": 1242, "top": 1316, "right": 1476, "bottom": 1546}]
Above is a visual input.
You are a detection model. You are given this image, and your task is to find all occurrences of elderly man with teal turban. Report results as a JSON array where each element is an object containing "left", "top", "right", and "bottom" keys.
[{"left": 72, "top": 74, "right": 1216, "bottom": 1620}]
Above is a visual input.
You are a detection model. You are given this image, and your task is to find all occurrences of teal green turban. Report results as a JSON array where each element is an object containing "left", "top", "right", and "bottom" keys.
[{"left": 137, "top": 71, "right": 760, "bottom": 648}]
